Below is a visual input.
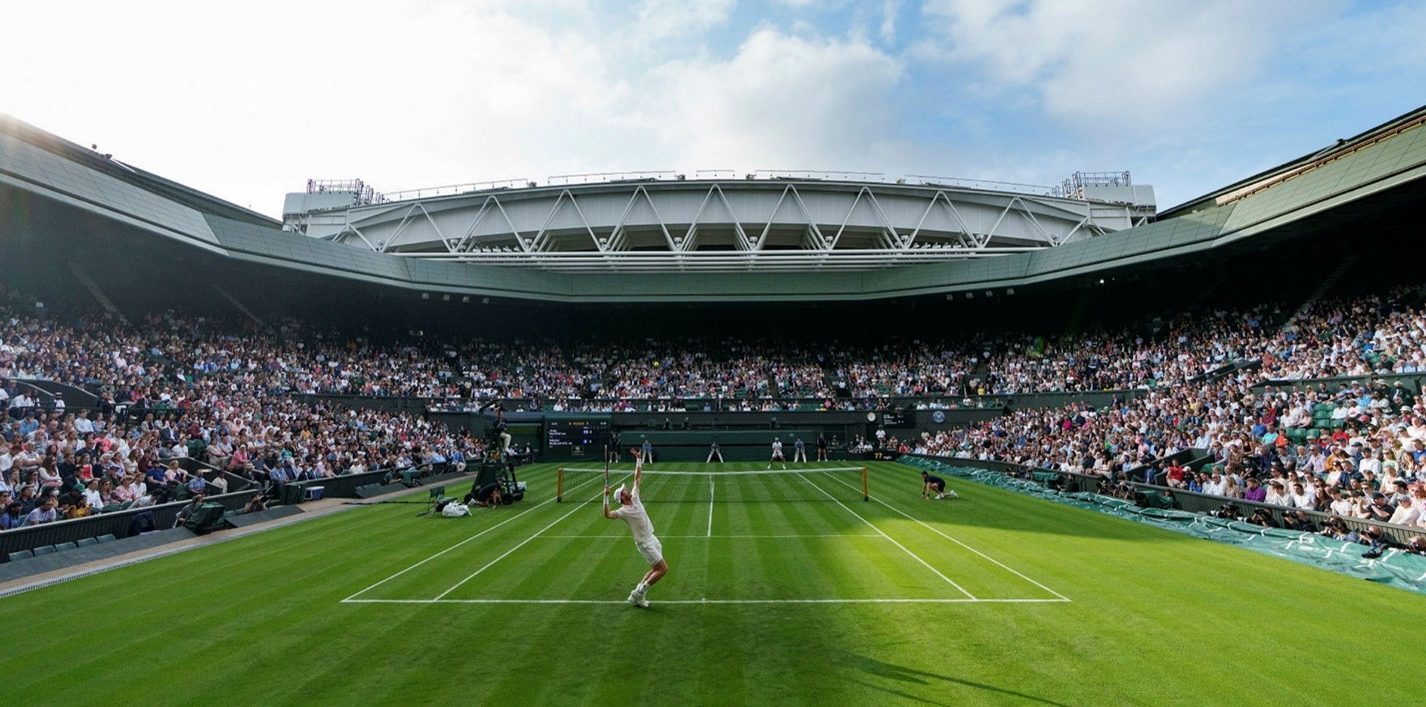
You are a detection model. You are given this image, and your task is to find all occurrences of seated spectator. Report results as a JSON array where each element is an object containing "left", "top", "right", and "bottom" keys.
[
  {"left": 1264, "top": 481, "right": 1289, "bottom": 506},
  {"left": 1202, "top": 472, "right": 1228, "bottom": 497},
  {"left": 81, "top": 479, "right": 103, "bottom": 512},
  {"left": 0, "top": 501, "right": 23, "bottom": 529},
  {"left": 1242, "top": 478, "right": 1266, "bottom": 503},
  {"left": 1362, "top": 493, "right": 1396, "bottom": 522},
  {"left": 23, "top": 495, "right": 58, "bottom": 525},
  {"left": 1388, "top": 496, "right": 1419, "bottom": 526},
  {"left": 186, "top": 471, "right": 208, "bottom": 497},
  {"left": 16, "top": 485, "right": 38, "bottom": 514},
  {"left": 1327, "top": 488, "right": 1353, "bottom": 516}
]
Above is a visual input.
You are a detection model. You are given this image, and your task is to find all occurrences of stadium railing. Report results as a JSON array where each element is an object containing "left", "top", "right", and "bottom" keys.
[
  {"left": 175, "top": 457, "right": 254, "bottom": 493},
  {"left": 0, "top": 488, "right": 259, "bottom": 563},
  {"left": 11, "top": 378, "right": 101, "bottom": 408},
  {"left": 1253, "top": 372, "right": 1425, "bottom": 396},
  {"left": 286, "top": 463, "right": 470, "bottom": 499},
  {"left": 285, "top": 390, "right": 1151, "bottom": 416}
]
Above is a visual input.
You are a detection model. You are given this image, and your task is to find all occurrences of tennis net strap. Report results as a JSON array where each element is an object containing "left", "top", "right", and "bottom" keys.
[{"left": 557, "top": 467, "right": 868, "bottom": 503}]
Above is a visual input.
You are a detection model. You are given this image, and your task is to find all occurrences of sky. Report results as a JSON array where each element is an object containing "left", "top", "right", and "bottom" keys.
[{"left": 2, "top": 0, "right": 1424, "bottom": 218}]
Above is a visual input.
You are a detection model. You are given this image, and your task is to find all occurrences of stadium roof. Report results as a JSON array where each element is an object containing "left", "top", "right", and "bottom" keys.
[{"left": 2, "top": 105, "right": 1424, "bottom": 303}]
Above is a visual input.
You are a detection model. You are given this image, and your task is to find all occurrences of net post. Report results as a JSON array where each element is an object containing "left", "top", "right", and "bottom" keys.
[
  {"left": 862, "top": 466, "right": 869, "bottom": 501},
  {"left": 557, "top": 467, "right": 563, "bottom": 503}
]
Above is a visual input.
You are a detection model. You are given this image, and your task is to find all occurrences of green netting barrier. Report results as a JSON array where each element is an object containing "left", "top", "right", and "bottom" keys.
[{"left": 899, "top": 457, "right": 1426, "bottom": 595}]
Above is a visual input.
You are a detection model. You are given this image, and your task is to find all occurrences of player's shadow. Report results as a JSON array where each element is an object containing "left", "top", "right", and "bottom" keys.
[{"left": 844, "top": 653, "right": 1070, "bottom": 707}]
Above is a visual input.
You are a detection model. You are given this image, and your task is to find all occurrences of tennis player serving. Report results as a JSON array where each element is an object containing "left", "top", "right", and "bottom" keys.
[{"left": 604, "top": 449, "right": 668, "bottom": 608}]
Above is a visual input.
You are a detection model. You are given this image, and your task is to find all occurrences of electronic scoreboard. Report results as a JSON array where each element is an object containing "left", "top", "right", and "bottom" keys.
[{"left": 545, "top": 419, "right": 611, "bottom": 457}]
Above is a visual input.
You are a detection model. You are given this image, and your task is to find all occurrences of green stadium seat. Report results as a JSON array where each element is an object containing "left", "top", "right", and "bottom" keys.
[
  {"left": 76, "top": 537, "right": 98, "bottom": 548},
  {"left": 55, "top": 541, "right": 77, "bottom": 552},
  {"left": 32, "top": 545, "right": 57, "bottom": 557},
  {"left": 95, "top": 534, "right": 117, "bottom": 543},
  {"left": 7, "top": 550, "right": 34, "bottom": 562}
]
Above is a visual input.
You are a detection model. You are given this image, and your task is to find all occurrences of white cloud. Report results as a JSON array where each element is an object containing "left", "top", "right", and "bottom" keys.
[
  {"left": 0, "top": 1, "right": 914, "bottom": 216},
  {"left": 635, "top": 0, "right": 735, "bottom": 39},
  {"left": 642, "top": 29, "right": 905, "bottom": 170},
  {"left": 880, "top": 0, "right": 900, "bottom": 43},
  {"left": 917, "top": 0, "right": 1332, "bottom": 130}
]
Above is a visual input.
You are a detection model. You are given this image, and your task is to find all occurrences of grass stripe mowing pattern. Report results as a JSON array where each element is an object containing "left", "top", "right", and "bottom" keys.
[{"left": 2, "top": 461, "right": 1423, "bottom": 705}]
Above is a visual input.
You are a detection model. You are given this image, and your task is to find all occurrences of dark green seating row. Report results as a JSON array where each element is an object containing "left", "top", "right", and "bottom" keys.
[{"left": 6, "top": 534, "right": 116, "bottom": 563}]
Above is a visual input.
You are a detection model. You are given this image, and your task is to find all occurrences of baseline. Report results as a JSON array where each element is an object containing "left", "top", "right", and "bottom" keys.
[
  {"left": 342, "top": 597, "right": 1068, "bottom": 605},
  {"left": 536, "top": 534, "right": 884, "bottom": 539}
]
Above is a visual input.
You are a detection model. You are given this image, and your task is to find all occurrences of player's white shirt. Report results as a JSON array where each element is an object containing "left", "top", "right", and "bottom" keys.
[
  {"left": 614, "top": 486, "right": 656, "bottom": 543},
  {"left": 772, "top": 440, "right": 783, "bottom": 453}
]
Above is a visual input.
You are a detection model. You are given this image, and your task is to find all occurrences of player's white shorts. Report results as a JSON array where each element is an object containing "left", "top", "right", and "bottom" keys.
[{"left": 635, "top": 536, "right": 664, "bottom": 565}]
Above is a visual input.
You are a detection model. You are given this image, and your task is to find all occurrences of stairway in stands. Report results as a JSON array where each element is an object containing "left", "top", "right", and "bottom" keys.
[
  {"left": 1281, "top": 255, "right": 1357, "bottom": 332},
  {"left": 67, "top": 261, "right": 128, "bottom": 325}
]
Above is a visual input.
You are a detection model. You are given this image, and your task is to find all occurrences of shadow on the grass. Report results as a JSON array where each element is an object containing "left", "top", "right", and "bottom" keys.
[{"left": 845, "top": 653, "right": 1071, "bottom": 707}]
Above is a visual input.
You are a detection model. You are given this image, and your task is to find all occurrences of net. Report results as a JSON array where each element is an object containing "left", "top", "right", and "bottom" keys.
[{"left": 557, "top": 467, "right": 868, "bottom": 503}]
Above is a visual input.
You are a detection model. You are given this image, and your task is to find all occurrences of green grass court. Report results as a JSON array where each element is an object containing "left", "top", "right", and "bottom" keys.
[{"left": 4, "top": 461, "right": 1424, "bottom": 705}]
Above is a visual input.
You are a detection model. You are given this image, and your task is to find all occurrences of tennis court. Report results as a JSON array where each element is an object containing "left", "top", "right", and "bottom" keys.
[
  {"left": 6, "top": 460, "right": 1421, "bottom": 705},
  {"left": 343, "top": 462, "right": 1067, "bottom": 606}
]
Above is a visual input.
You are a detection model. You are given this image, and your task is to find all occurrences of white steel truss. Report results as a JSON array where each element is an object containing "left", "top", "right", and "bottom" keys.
[{"left": 308, "top": 179, "right": 1140, "bottom": 272}]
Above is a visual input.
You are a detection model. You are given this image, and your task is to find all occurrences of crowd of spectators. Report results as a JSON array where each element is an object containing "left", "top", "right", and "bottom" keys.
[
  {"left": 903, "top": 289, "right": 1426, "bottom": 544},
  {"left": 1, "top": 293, "right": 486, "bottom": 530},
  {"left": 6, "top": 281, "right": 1426, "bottom": 539}
]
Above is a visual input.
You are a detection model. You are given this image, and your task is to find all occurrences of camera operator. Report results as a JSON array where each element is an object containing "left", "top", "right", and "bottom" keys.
[
  {"left": 1246, "top": 508, "right": 1277, "bottom": 528},
  {"left": 1212, "top": 502, "right": 1241, "bottom": 521}
]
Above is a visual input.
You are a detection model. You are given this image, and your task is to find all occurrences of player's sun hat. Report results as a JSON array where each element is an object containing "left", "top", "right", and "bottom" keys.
[{"left": 611, "top": 485, "right": 626, "bottom": 505}]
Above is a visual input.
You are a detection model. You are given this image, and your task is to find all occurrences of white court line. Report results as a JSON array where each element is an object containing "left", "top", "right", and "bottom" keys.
[
  {"left": 537, "top": 534, "right": 885, "bottom": 539},
  {"left": 706, "top": 475, "right": 714, "bottom": 538},
  {"left": 342, "top": 597, "right": 1068, "bottom": 605},
  {"left": 821, "top": 472, "right": 1072, "bottom": 602},
  {"left": 432, "top": 479, "right": 618, "bottom": 600},
  {"left": 797, "top": 472, "right": 976, "bottom": 600},
  {"left": 342, "top": 471, "right": 613, "bottom": 602}
]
